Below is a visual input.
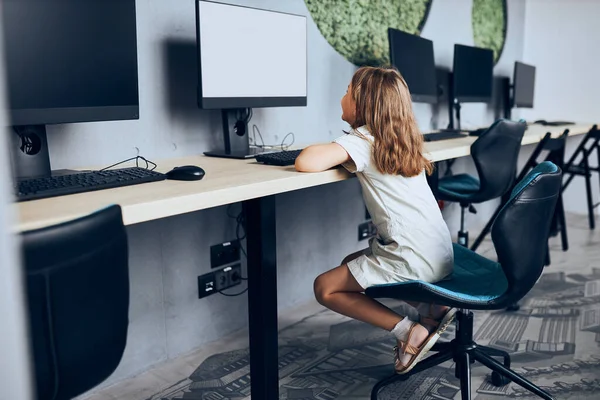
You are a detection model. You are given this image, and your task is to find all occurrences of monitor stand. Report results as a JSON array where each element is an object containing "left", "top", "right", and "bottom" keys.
[
  {"left": 500, "top": 77, "right": 513, "bottom": 120},
  {"left": 453, "top": 99, "right": 462, "bottom": 131},
  {"left": 8, "top": 125, "right": 80, "bottom": 182},
  {"left": 204, "top": 109, "right": 273, "bottom": 160},
  {"left": 10, "top": 125, "right": 52, "bottom": 180}
]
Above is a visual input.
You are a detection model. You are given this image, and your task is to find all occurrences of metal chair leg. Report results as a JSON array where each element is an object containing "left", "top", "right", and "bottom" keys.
[
  {"left": 557, "top": 193, "right": 569, "bottom": 251},
  {"left": 473, "top": 350, "right": 554, "bottom": 400},
  {"left": 477, "top": 345, "right": 510, "bottom": 368},
  {"left": 583, "top": 151, "right": 595, "bottom": 230},
  {"left": 458, "top": 352, "right": 472, "bottom": 400}
]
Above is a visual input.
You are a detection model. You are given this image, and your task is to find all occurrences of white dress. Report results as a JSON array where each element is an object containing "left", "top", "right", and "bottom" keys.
[{"left": 334, "top": 126, "right": 454, "bottom": 289}]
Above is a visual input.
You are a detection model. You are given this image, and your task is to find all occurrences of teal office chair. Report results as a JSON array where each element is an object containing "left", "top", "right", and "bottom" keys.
[
  {"left": 437, "top": 119, "right": 526, "bottom": 246},
  {"left": 22, "top": 205, "right": 129, "bottom": 400},
  {"left": 366, "top": 162, "right": 561, "bottom": 400}
]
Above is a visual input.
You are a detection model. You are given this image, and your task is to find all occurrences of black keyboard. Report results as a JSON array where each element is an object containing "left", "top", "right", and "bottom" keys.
[
  {"left": 424, "top": 131, "right": 467, "bottom": 142},
  {"left": 256, "top": 149, "right": 303, "bottom": 166},
  {"left": 533, "top": 120, "right": 575, "bottom": 126},
  {"left": 16, "top": 167, "right": 167, "bottom": 201}
]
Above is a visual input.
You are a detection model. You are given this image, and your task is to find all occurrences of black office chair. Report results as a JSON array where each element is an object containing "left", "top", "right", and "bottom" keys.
[
  {"left": 22, "top": 205, "right": 129, "bottom": 400},
  {"left": 437, "top": 119, "right": 526, "bottom": 247},
  {"left": 366, "top": 161, "right": 561, "bottom": 400}
]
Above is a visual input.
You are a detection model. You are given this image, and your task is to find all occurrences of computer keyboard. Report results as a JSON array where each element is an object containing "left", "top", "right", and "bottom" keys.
[
  {"left": 532, "top": 120, "right": 575, "bottom": 126},
  {"left": 423, "top": 131, "right": 468, "bottom": 142},
  {"left": 16, "top": 167, "right": 167, "bottom": 201},
  {"left": 255, "top": 149, "right": 303, "bottom": 166}
]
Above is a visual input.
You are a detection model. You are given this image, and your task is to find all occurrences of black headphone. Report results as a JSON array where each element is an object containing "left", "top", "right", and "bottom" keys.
[
  {"left": 14, "top": 126, "right": 43, "bottom": 155},
  {"left": 234, "top": 120, "right": 246, "bottom": 136}
]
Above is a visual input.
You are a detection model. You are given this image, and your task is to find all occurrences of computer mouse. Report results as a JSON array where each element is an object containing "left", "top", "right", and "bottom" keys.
[{"left": 166, "top": 165, "right": 205, "bottom": 181}]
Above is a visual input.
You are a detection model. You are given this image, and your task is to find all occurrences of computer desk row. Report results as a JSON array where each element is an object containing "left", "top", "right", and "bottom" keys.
[{"left": 13, "top": 122, "right": 594, "bottom": 399}]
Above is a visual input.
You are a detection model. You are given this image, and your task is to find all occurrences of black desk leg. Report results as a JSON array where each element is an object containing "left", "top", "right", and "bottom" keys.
[{"left": 243, "top": 196, "right": 279, "bottom": 399}]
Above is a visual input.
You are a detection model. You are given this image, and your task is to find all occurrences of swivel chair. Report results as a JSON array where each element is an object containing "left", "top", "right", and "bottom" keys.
[
  {"left": 22, "top": 205, "right": 129, "bottom": 400},
  {"left": 367, "top": 162, "right": 561, "bottom": 400},
  {"left": 437, "top": 119, "right": 526, "bottom": 246}
]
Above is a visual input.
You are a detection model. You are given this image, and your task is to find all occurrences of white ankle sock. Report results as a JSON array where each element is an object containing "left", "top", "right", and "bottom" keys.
[{"left": 391, "top": 318, "right": 414, "bottom": 341}]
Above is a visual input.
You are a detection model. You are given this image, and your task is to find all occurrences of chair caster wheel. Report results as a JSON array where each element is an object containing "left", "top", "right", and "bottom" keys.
[{"left": 491, "top": 371, "right": 510, "bottom": 386}]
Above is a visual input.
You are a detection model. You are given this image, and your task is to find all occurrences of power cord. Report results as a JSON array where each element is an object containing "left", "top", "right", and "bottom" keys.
[
  {"left": 99, "top": 156, "right": 157, "bottom": 171},
  {"left": 219, "top": 204, "right": 249, "bottom": 299},
  {"left": 251, "top": 124, "right": 295, "bottom": 151}
]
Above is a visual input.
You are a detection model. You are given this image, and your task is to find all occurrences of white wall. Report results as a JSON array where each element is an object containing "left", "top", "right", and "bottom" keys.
[
  {"left": 2, "top": 0, "right": 531, "bottom": 390},
  {"left": 0, "top": 5, "right": 34, "bottom": 397},
  {"left": 521, "top": 0, "right": 600, "bottom": 214}
]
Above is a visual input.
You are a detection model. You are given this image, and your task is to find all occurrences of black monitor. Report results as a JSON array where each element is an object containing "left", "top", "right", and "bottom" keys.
[
  {"left": 196, "top": 0, "right": 307, "bottom": 159},
  {"left": 1, "top": 0, "right": 139, "bottom": 179},
  {"left": 513, "top": 61, "right": 536, "bottom": 108},
  {"left": 1, "top": 0, "right": 139, "bottom": 126},
  {"left": 453, "top": 44, "right": 494, "bottom": 103},
  {"left": 388, "top": 28, "right": 437, "bottom": 104}
]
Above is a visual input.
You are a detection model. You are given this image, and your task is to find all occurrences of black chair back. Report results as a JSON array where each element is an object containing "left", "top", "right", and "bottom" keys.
[
  {"left": 471, "top": 119, "right": 526, "bottom": 202},
  {"left": 492, "top": 162, "right": 561, "bottom": 304},
  {"left": 22, "top": 205, "right": 129, "bottom": 400}
]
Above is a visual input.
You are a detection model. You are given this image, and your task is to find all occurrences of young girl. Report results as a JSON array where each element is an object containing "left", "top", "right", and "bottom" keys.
[{"left": 295, "top": 66, "right": 455, "bottom": 374}]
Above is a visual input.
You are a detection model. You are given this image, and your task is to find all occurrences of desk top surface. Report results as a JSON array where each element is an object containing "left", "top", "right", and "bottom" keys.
[{"left": 14, "top": 123, "right": 594, "bottom": 232}]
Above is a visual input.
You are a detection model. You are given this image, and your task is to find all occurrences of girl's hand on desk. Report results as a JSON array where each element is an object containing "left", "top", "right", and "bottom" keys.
[{"left": 294, "top": 143, "right": 350, "bottom": 173}]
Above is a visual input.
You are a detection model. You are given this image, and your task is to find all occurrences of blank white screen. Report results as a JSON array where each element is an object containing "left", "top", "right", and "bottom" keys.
[{"left": 198, "top": 1, "right": 307, "bottom": 99}]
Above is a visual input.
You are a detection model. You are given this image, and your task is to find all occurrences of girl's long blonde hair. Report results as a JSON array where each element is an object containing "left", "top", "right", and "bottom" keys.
[{"left": 350, "top": 66, "right": 433, "bottom": 177}]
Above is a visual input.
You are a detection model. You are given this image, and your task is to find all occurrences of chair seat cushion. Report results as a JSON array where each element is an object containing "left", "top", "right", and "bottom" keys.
[
  {"left": 437, "top": 174, "right": 480, "bottom": 202},
  {"left": 365, "top": 244, "right": 509, "bottom": 309}
]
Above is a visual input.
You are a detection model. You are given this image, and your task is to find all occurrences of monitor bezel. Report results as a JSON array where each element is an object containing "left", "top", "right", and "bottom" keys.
[
  {"left": 3, "top": 0, "right": 140, "bottom": 127},
  {"left": 452, "top": 44, "right": 494, "bottom": 104},
  {"left": 195, "top": 0, "right": 308, "bottom": 110},
  {"left": 513, "top": 61, "right": 536, "bottom": 109},
  {"left": 388, "top": 28, "right": 438, "bottom": 105}
]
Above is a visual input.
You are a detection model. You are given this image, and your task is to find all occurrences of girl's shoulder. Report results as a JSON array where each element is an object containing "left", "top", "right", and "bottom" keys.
[{"left": 351, "top": 126, "right": 374, "bottom": 141}]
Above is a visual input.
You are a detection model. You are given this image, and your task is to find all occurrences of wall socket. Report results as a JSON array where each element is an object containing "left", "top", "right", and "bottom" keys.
[
  {"left": 358, "top": 221, "right": 377, "bottom": 241},
  {"left": 198, "top": 263, "right": 242, "bottom": 299},
  {"left": 210, "top": 240, "right": 241, "bottom": 269}
]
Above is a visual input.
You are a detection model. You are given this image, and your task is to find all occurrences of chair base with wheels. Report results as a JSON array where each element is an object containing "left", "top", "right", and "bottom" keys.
[
  {"left": 367, "top": 162, "right": 562, "bottom": 400},
  {"left": 370, "top": 310, "right": 552, "bottom": 400}
]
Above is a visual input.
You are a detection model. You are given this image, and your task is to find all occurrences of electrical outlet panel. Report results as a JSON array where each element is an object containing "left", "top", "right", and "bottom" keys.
[
  {"left": 197, "top": 272, "right": 216, "bottom": 299},
  {"left": 198, "top": 264, "right": 243, "bottom": 299},
  {"left": 358, "top": 221, "right": 377, "bottom": 241},
  {"left": 210, "top": 240, "right": 241, "bottom": 268}
]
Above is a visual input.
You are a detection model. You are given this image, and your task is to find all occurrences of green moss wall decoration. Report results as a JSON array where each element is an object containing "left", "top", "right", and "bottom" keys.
[
  {"left": 304, "top": 0, "right": 433, "bottom": 66},
  {"left": 472, "top": 0, "right": 507, "bottom": 64}
]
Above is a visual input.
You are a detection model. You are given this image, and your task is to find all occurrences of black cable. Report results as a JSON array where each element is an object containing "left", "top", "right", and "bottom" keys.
[
  {"left": 99, "top": 156, "right": 157, "bottom": 171},
  {"left": 251, "top": 124, "right": 295, "bottom": 151},
  {"left": 226, "top": 204, "right": 248, "bottom": 280},
  {"left": 280, "top": 132, "right": 295, "bottom": 150},
  {"left": 219, "top": 287, "right": 248, "bottom": 297},
  {"left": 252, "top": 124, "right": 266, "bottom": 148}
]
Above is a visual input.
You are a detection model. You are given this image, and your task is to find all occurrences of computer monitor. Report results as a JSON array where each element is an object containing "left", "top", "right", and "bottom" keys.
[
  {"left": 513, "top": 61, "right": 536, "bottom": 108},
  {"left": 196, "top": 1, "right": 307, "bottom": 109},
  {"left": 196, "top": 1, "right": 307, "bottom": 158},
  {"left": 1, "top": 0, "right": 139, "bottom": 178},
  {"left": 453, "top": 44, "right": 494, "bottom": 103},
  {"left": 388, "top": 28, "right": 437, "bottom": 104}
]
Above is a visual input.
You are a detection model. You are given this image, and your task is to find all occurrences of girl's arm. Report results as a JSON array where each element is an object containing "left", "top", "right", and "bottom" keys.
[{"left": 295, "top": 143, "right": 350, "bottom": 172}]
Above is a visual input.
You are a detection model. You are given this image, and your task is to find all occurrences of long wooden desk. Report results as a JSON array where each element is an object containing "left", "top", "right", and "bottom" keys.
[
  {"left": 15, "top": 123, "right": 593, "bottom": 232},
  {"left": 13, "top": 122, "right": 595, "bottom": 399}
]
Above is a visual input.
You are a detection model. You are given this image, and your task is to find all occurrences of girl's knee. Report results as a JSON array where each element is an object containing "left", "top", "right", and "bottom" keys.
[{"left": 313, "top": 274, "right": 328, "bottom": 305}]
